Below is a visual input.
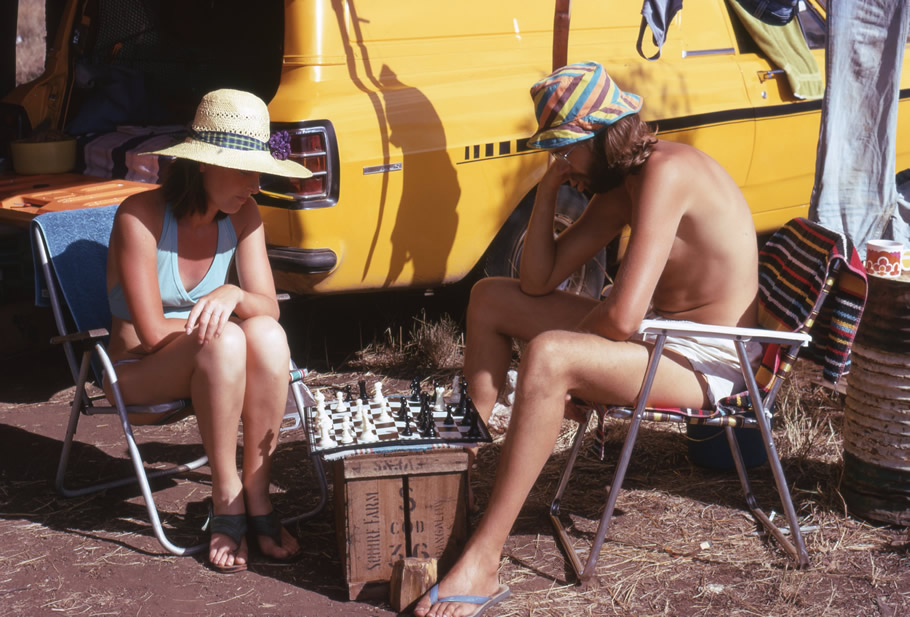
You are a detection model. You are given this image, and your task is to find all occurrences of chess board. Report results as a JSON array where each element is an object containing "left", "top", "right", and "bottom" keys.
[{"left": 304, "top": 396, "right": 493, "bottom": 457}]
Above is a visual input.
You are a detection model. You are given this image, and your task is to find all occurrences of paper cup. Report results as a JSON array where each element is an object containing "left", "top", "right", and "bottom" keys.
[{"left": 865, "top": 240, "right": 903, "bottom": 278}]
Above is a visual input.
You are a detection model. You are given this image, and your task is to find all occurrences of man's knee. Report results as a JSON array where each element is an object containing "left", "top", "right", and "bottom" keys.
[
  {"left": 468, "top": 277, "right": 520, "bottom": 321},
  {"left": 521, "top": 331, "right": 570, "bottom": 378}
]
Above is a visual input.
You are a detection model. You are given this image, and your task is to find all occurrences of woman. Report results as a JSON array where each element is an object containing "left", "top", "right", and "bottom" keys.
[{"left": 104, "top": 89, "right": 312, "bottom": 573}]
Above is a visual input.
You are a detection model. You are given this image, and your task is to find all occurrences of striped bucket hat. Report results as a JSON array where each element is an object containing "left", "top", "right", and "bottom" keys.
[{"left": 528, "top": 62, "right": 643, "bottom": 150}]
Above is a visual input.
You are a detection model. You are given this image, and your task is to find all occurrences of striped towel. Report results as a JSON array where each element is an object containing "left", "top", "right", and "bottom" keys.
[{"left": 718, "top": 217, "right": 867, "bottom": 413}]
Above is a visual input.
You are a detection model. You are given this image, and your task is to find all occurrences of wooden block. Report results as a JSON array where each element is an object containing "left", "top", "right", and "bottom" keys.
[
  {"left": 333, "top": 450, "right": 469, "bottom": 601},
  {"left": 389, "top": 557, "right": 437, "bottom": 612},
  {"left": 407, "top": 472, "right": 468, "bottom": 571}
]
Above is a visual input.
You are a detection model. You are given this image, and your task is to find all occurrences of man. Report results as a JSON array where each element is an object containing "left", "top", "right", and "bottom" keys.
[{"left": 415, "top": 61, "right": 761, "bottom": 617}]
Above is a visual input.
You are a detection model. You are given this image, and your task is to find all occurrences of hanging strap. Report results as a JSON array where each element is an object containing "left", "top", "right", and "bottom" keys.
[
  {"left": 553, "top": 0, "right": 571, "bottom": 71},
  {"left": 637, "top": 0, "right": 683, "bottom": 61}
]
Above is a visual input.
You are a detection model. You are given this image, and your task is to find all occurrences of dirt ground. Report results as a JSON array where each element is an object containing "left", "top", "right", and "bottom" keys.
[{"left": 2, "top": 294, "right": 910, "bottom": 617}]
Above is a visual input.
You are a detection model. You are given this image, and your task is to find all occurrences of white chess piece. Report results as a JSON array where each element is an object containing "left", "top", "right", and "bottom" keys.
[
  {"left": 361, "top": 421, "right": 378, "bottom": 442},
  {"left": 335, "top": 391, "right": 347, "bottom": 414},
  {"left": 340, "top": 413, "right": 354, "bottom": 444},
  {"left": 377, "top": 399, "right": 393, "bottom": 423},
  {"left": 434, "top": 385, "right": 445, "bottom": 412},
  {"left": 318, "top": 413, "right": 336, "bottom": 448},
  {"left": 355, "top": 399, "right": 369, "bottom": 432},
  {"left": 450, "top": 375, "right": 462, "bottom": 404},
  {"left": 314, "top": 389, "right": 330, "bottom": 428},
  {"left": 372, "top": 382, "right": 385, "bottom": 406},
  {"left": 374, "top": 382, "right": 393, "bottom": 422},
  {"left": 357, "top": 400, "right": 378, "bottom": 443}
]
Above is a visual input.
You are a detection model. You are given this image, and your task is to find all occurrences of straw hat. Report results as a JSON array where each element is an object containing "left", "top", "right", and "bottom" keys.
[
  {"left": 528, "top": 62, "right": 643, "bottom": 150},
  {"left": 145, "top": 89, "right": 312, "bottom": 179}
]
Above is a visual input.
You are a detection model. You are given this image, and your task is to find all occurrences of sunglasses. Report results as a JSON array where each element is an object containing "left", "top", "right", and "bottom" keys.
[{"left": 552, "top": 142, "right": 583, "bottom": 165}]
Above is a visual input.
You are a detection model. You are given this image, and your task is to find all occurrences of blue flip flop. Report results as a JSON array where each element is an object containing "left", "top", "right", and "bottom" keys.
[{"left": 426, "top": 583, "right": 511, "bottom": 617}]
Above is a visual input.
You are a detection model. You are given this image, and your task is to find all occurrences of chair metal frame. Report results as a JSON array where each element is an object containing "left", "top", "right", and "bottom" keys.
[
  {"left": 33, "top": 216, "right": 327, "bottom": 556},
  {"left": 550, "top": 320, "right": 813, "bottom": 583}
]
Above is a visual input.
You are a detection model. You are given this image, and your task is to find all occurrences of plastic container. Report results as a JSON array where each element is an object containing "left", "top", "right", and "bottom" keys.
[
  {"left": 10, "top": 138, "right": 77, "bottom": 175},
  {"left": 686, "top": 423, "right": 768, "bottom": 470}
]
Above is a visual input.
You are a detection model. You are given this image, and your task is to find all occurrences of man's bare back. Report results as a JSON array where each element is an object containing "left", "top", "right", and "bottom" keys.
[{"left": 594, "top": 140, "right": 758, "bottom": 329}]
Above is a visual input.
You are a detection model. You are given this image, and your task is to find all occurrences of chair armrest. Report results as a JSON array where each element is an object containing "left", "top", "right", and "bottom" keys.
[
  {"left": 50, "top": 328, "right": 110, "bottom": 345},
  {"left": 638, "top": 319, "right": 811, "bottom": 346}
]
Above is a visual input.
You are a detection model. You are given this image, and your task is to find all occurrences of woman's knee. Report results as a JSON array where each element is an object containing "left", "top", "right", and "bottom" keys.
[
  {"left": 240, "top": 316, "right": 289, "bottom": 365},
  {"left": 196, "top": 321, "right": 247, "bottom": 375}
]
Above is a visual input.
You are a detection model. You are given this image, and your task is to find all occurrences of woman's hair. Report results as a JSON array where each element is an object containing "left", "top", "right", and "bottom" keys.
[
  {"left": 160, "top": 158, "right": 209, "bottom": 219},
  {"left": 593, "top": 113, "right": 658, "bottom": 174}
]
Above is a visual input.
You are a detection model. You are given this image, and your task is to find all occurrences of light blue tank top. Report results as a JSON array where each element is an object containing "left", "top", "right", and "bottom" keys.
[{"left": 108, "top": 204, "right": 238, "bottom": 321}]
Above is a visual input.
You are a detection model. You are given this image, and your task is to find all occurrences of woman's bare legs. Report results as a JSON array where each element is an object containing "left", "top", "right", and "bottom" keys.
[
  {"left": 114, "top": 322, "right": 249, "bottom": 570},
  {"left": 416, "top": 305, "right": 710, "bottom": 616},
  {"left": 237, "top": 315, "right": 299, "bottom": 559}
]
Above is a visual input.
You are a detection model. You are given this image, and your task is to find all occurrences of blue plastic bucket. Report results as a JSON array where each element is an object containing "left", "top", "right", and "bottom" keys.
[{"left": 686, "top": 423, "right": 768, "bottom": 470}]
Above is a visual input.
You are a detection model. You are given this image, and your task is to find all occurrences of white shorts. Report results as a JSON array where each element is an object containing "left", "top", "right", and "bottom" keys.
[{"left": 637, "top": 315, "right": 763, "bottom": 406}]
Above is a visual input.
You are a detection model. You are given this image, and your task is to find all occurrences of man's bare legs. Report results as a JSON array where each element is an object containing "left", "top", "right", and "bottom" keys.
[
  {"left": 415, "top": 280, "right": 709, "bottom": 617},
  {"left": 463, "top": 277, "right": 598, "bottom": 421}
]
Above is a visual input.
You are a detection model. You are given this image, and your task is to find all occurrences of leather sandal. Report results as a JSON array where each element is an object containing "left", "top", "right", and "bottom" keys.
[
  {"left": 202, "top": 506, "right": 248, "bottom": 573},
  {"left": 247, "top": 510, "right": 301, "bottom": 562}
]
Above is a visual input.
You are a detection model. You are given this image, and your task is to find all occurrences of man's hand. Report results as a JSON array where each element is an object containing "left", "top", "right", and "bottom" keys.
[
  {"left": 185, "top": 284, "right": 242, "bottom": 344},
  {"left": 541, "top": 154, "right": 572, "bottom": 192}
]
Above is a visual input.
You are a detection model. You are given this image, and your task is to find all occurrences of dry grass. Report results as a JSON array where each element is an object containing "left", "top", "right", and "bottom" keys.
[
  {"left": 342, "top": 313, "right": 910, "bottom": 614},
  {"left": 16, "top": 0, "right": 46, "bottom": 85},
  {"left": 464, "top": 359, "right": 910, "bottom": 617},
  {"left": 3, "top": 310, "right": 910, "bottom": 616},
  {"left": 348, "top": 309, "right": 464, "bottom": 375}
]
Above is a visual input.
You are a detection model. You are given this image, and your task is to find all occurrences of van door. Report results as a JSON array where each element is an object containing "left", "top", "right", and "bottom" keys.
[{"left": 731, "top": 0, "right": 827, "bottom": 230}]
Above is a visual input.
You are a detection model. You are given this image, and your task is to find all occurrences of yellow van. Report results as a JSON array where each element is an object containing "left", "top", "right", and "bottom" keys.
[{"left": 4, "top": 0, "right": 909, "bottom": 297}]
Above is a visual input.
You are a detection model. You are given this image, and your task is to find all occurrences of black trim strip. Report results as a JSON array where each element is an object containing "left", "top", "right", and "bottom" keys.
[
  {"left": 661, "top": 88, "right": 910, "bottom": 133},
  {"left": 456, "top": 150, "right": 539, "bottom": 165}
]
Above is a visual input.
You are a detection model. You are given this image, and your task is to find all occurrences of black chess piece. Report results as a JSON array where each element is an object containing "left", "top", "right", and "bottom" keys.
[
  {"left": 457, "top": 379, "right": 468, "bottom": 417},
  {"left": 443, "top": 404, "right": 455, "bottom": 426},
  {"left": 419, "top": 393, "right": 432, "bottom": 433},
  {"left": 409, "top": 377, "right": 421, "bottom": 403},
  {"left": 401, "top": 410, "right": 413, "bottom": 436},
  {"left": 358, "top": 380, "right": 368, "bottom": 401},
  {"left": 461, "top": 395, "right": 474, "bottom": 426},
  {"left": 426, "top": 417, "right": 439, "bottom": 438},
  {"left": 398, "top": 398, "right": 409, "bottom": 422},
  {"left": 344, "top": 385, "right": 354, "bottom": 403}
]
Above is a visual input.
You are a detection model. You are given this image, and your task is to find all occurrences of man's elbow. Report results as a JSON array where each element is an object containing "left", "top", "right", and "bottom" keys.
[
  {"left": 602, "top": 311, "right": 642, "bottom": 341},
  {"left": 518, "top": 277, "right": 553, "bottom": 297}
]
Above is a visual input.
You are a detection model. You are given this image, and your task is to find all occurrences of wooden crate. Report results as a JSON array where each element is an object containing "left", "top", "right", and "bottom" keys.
[{"left": 332, "top": 449, "right": 469, "bottom": 600}]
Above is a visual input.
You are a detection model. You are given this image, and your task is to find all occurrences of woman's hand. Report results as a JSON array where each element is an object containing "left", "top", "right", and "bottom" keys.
[{"left": 185, "top": 284, "right": 243, "bottom": 344}]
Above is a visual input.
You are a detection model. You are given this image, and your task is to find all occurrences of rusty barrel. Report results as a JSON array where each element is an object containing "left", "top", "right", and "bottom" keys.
[{"left": 842, "top": 273, "right": 910, "bottom": 524}]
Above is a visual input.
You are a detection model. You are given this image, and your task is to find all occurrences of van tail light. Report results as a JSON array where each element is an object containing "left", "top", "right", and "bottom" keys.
[{"left": 260, "top": 120, "right": 339, "bottom": 209}]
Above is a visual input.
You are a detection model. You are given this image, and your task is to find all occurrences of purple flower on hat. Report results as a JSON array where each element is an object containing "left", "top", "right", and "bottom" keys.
[{"left": 268, "top": 130, "right": 291, "bottom": 161}]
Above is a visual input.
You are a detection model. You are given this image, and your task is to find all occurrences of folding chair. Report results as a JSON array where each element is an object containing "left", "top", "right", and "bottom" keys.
[
  {"left": 549, "top": 218, "right": 867, "bottom": 582},
  {"left": 31, "top": 205, "right": 327, "bottom": 556}
]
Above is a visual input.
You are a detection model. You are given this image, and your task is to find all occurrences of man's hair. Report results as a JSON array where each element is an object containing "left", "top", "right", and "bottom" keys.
[{"left": 593, "top": 113, "right": 657, "bottom": 175}]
